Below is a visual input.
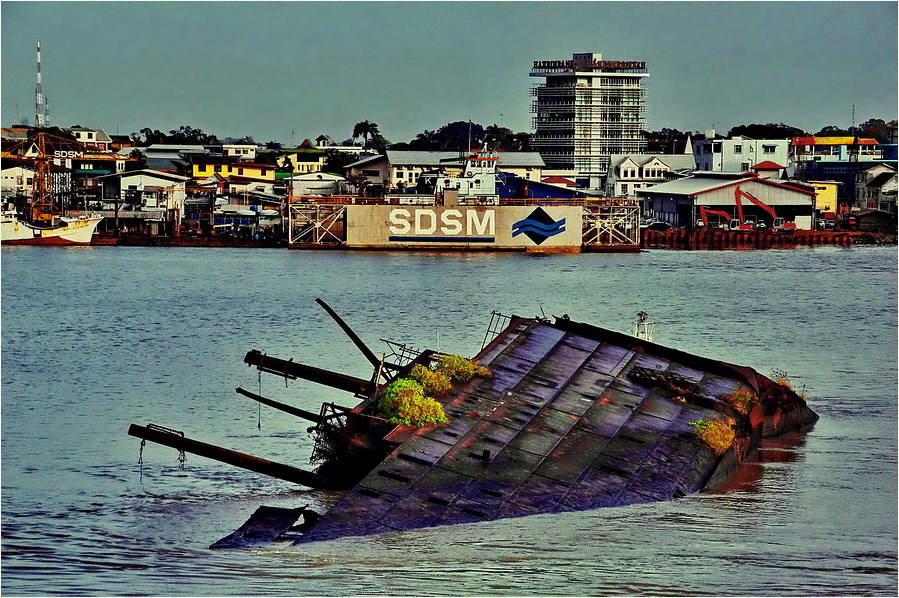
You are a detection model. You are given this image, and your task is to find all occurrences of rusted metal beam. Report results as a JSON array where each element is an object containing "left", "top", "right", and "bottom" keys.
[
  {"left": 315, "top": 298, "right": 400, "bottom": 371},
  {"left": 128, "top": 423, "right": 348, "bottom": 490},
  {"left": 235, "top": 387, "right": 322, "bottom": 423},
  {"left": 244, "top": 349, "right": 374, "bottom": 396}
]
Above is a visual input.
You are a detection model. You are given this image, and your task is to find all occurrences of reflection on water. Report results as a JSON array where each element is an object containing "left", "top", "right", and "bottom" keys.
[{"left": 2, "top": 245, "right": 896, "bottom": 596}]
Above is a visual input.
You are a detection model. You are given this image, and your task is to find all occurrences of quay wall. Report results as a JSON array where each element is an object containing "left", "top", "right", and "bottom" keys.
[{"left": 640, "top": 229, "right": 858, "bottom": 250}]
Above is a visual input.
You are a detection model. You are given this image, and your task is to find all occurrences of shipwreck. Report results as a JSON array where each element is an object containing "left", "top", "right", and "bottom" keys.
[{"left": 129, "top": 299, "right": 818, "bottom": 548}]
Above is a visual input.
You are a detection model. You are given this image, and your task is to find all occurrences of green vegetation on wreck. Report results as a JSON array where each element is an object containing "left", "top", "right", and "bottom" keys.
[{"left": 376, "top": 355, "right": 491, "bottom": 427}]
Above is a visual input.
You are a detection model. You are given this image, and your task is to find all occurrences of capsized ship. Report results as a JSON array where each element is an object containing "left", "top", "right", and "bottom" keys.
[{"left": 129, "top": 300, "right": 818, "bottom": 548}]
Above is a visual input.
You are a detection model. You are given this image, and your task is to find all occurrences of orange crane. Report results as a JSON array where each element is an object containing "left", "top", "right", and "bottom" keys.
[
  {"left": 730, "top": 186, "right": 796, "bottom": 233},
  {"left": 698, "top": 205, "right": 731, "bottom": 228}
]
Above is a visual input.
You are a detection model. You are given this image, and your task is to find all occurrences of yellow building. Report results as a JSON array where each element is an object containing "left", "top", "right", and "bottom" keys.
[
  {"left": 808, "top": 180, "right": 840, "bottom": 215},
  {"left": 193, "top": 159, "right": 275, "bottom": 181}
]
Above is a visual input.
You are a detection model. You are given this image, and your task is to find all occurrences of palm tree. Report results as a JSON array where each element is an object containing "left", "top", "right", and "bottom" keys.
[{"left": 352, "top": 121, "right": 380, "bottom": 148}]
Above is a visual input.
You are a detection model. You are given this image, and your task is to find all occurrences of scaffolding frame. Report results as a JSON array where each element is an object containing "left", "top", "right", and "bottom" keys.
[
  {"left": 582, "top": 200, "right": 640, "bottom": 248},
  {"left": 288, "top": 203, "right": 346, "bottom": 246}
]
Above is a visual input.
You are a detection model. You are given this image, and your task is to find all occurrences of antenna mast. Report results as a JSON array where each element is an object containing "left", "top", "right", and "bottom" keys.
[{"left": 35, "top": 41, "right": 48, "bottom": 128}]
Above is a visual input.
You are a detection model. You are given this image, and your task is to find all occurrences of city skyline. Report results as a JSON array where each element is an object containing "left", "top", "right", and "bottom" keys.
[{"left": 1, "top": 1, "right": 897, "bottom": 144}]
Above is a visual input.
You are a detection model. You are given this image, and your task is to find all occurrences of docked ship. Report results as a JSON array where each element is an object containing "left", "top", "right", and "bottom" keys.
[
  {"left": 1, "top": 131, "right": 102, "bottom": 246},
  {"left": 1, "top": 210, "right": 101, "bottom": 245}
]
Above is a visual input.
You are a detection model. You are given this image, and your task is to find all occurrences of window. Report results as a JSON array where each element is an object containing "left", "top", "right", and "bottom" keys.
[
  {"left": 238, "top": 168, "right": 244, "bottom": 175},
  {"left": 396, "top": 171, "right": 404, "bottom": 178},
  {"left": 741, "top": 162, "right": 750, "bottom": 171},
  {"left": 261, "top": 169, "right": 268, "bottom": 176},
  {"left": 763, "top": 145, "right": 776, "bottom": 154},
  {"left": 734, "top": 144, "right": 742, "bottom": 154},
  {"left": 214, "top": 165, "right": 222, "bottom": 173},
  {"left": 362, "top": 169, "right": 379, "bottom": 177},
  {"left": 621, "top": 184, "right": 629, "bottom": 195},
  {"left": 88, "top": 132, "right": 94, "bottom": 140},
  {"left": 199, "top": 164, "right": 208, "bottom": 172}
]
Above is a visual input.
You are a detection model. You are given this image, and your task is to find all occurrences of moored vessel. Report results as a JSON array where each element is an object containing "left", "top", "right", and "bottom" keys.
[{"left": 1, "top": 211, "right": 101, "bottom": 245}]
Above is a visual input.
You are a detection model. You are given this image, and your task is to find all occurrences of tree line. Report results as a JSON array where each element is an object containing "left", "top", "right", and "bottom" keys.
[{"left": 643, "top": 118, "right": 895, "bottom": 153}]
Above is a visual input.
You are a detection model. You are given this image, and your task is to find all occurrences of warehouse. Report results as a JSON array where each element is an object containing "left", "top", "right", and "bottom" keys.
[{"left": 637, "top": 172, "right": 817, "bottom": 229}]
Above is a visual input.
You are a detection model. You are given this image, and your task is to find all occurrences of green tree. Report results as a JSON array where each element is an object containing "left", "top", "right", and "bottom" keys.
[
  {"left": 352, "top": 121, "right": 381, "bottom": 148},
  {"left": 726, "top": 123, "right": 807, "bottom": 139},
  {"left": 128, "top": 148, "right": 148, "bottom": 170}
]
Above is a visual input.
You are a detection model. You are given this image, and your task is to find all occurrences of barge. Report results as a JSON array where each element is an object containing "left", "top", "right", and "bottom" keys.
[
  {"left": 129, "top": 301, "right": 818, "bottom": 548},
  {"left": 288, "top": 149, "right": 642, "bottom": 252}
]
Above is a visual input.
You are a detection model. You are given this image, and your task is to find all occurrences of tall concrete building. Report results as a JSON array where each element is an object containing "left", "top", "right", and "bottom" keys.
[{"left": 530, "top": 52, "right": 649, "bottom": 188}]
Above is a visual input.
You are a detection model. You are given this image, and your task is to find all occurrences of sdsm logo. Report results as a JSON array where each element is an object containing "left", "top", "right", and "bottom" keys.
[{"left": 388, "top": 208, "right": 495, "bottom": 236}]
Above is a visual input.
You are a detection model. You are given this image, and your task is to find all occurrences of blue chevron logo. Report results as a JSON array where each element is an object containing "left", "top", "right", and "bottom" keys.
[{"left": 512, "top": 207, "right": 566, "bottom": 245}]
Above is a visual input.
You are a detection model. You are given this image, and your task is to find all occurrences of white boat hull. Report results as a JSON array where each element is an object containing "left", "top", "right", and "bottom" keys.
[{"left": 1, "top": 214, "right": 102, "bottom": 246}]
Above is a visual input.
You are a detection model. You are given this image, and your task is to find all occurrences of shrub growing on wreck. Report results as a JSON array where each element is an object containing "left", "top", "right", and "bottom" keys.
[
  {"left": 687, "top": 416, "right": 736, "bottom": 455},
  {"left": 408, "top": 364, "right": 452, "bottom": 396},
  {"left": 435, "top": 355, "right": 492, "bottom": 382},
  {"left": 378, "top": 378, "right": 449, "bottom": 427},
  {"left": 719, "top": 387, "right": 756, "bottom": 415}
]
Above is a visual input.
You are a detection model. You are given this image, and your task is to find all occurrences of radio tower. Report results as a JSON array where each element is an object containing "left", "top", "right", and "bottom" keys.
[{"left": 35, "top": 41, "right": 47, "bottom": 128}]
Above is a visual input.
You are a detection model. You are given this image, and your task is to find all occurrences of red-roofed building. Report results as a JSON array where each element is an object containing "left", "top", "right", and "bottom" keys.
[
  {"left": 750, "top": 161, "right": 785, "bottom": 179},
  {"left": 541, "top": 176, "right": 579, "bottom": 187}
]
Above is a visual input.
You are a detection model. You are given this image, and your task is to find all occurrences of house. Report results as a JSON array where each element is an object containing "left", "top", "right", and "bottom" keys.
[
  {"left": 283, "top": 148, "right": 327, "bottom": 174},
  {"left": 68, "top": 126, "right": 113, "bottom": 151},
  {"left": 217, "top": 144, "right": 257, "bottom": 160},
  {"left": 95, "top": 169, "right": 190, "bottom": 210},
  {"left": 605, "top": 153, "right": 697, "bottom": 198},
  {"left": 861, "top": 169, "right": 897, "bottom": 213},
  {"left": 344, "top": 151, "right": 545, "bottom": 189},
  {"left": 191, "top": 156, "right": 276, "bottom": 181},
  {"left": 315, "top": 134, "right": 367, "bottom": 155},
  {"left": 693, "top": 133, "right": 791, "bottom": 175},
  {"left": 637, "top": 171, "right": 817, "bottom": 229},
  {"left": 855, "top": 164, "right": 897, "bottom": 211}
]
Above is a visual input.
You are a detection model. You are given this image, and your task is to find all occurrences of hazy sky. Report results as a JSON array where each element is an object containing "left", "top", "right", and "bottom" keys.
[{"left": 2, "top": 1, "right": 896, "bottom": 144}]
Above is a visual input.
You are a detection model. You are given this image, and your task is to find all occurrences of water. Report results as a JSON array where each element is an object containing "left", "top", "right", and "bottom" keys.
[{"left": 1, "top": 245, "right": 896, "bottom": 596}]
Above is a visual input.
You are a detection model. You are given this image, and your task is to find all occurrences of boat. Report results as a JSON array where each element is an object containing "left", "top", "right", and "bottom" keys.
[
  {"left": 129, "top": 301, "right": 818, "bottom": 548},
  {"left": 2, "top": 210, "right": 102, "bottom": 246},
  {"left": 1, "top": 131, "right": 103, "bottom": 246}
]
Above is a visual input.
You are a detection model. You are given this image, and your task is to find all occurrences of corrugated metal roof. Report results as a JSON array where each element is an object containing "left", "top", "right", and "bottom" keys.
[
  {"left": 638, "top": 175, "right": 756, "bottom": 196},
  {"left": 344, "top": 154, "right": 384, "bottom": 169},
  {"left": 639, "top": 174, "right": 817, "bottom": 197}
]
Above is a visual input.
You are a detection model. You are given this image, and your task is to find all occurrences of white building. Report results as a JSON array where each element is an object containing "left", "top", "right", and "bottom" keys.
[
  {"left": 345, "top": 151, "right": 545, "bottom": 188},
  {"left": 605, "top": 153, "right": 696, "bottom": 198},
  {"left": 68, "top": 126, "right": 113, "bottom": 151},
  {"left": 693, "top": 133, "right": 791, "bottom": 175},
  {"left": 530, "top": 52, "right": 649, "bottom": 187},
  {"left": 96, "top": 169, "right": 190, "bottom": 210},
  {"left": 1, "top": 165, "right": 34, "bottom": 197}
]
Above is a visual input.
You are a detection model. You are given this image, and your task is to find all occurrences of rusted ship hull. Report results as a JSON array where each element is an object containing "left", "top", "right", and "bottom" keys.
[
  {"left": 293, "top": 316, "right": 817, "bottom": 544},
  {"left": 129, "top": 303, "right": 817, "bottom": 547}
]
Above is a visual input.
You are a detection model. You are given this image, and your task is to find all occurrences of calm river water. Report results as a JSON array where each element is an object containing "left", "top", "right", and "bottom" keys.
[{"left": 1, "top": 245, "right": 896, "bottom": 596}]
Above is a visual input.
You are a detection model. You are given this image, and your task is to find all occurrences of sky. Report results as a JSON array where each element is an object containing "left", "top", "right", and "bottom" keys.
[{"left": 1, "top": 1, "right": 897, "bottom": 145}]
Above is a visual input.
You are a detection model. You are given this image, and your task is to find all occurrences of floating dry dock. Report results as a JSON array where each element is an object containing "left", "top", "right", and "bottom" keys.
[{"left": 129, "top": 302, "right": 818, "bottom": 547}]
